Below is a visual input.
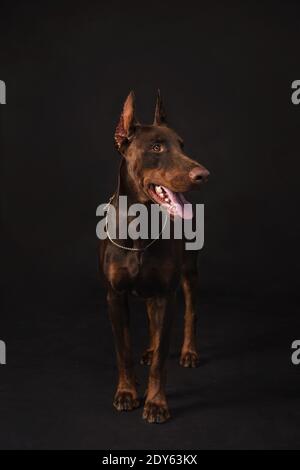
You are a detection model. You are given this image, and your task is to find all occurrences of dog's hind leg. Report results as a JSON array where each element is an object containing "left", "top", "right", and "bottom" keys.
[
  {"left": 140, "top": 303, "right": 156, "bottom": 366},
  {"left": 107, "top": 287, "right": 139, "bottom": 411},
  {"left": 180, "top": 264, "right": 200, "bottom": 368}
]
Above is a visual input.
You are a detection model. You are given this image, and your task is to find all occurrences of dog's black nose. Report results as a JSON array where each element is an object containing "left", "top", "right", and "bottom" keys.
[{"left": 189, "top": 166, "right": 210, "bottom": 183}]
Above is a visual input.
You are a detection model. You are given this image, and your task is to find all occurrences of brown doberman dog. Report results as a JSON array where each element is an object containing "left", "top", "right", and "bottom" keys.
[{"left": 98, "top": 91, "right": 209, "bottom": 423}]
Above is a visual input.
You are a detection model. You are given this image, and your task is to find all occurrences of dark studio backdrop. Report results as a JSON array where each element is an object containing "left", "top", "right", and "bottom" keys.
[{"left": 1, "top": 0, "right": 300, "bottom": 450}]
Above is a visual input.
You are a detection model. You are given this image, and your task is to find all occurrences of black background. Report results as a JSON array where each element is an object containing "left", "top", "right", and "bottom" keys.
[{"left": 1, "top": 0, "right": 300, "bottom": 449}]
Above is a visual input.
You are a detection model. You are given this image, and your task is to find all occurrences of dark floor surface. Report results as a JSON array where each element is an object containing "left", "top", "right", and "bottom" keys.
[{"left": 1, "top": 278, "right": 299, "bottom": 450}]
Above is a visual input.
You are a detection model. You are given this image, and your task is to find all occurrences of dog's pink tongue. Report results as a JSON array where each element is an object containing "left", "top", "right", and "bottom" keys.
[{"left": 162, "top": 187, "right": 193, "bottom": 219}]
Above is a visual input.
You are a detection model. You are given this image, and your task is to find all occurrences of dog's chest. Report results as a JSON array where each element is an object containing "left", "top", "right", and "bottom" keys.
[{"left": 106, "top": 247, "right": 181, "bottom": 297}]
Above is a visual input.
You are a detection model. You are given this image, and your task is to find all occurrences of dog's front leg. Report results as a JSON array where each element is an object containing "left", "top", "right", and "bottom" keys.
[
  {"left": 107, "top": 287, "right": 139, "bottom": 411},
  {"left": 143, "top": 294, "right": 174, "bottom": 424}
]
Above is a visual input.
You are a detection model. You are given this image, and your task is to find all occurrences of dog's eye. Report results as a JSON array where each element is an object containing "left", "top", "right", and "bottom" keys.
[{"left": 152, "top": 143, "right": 162, "bottom": 153}]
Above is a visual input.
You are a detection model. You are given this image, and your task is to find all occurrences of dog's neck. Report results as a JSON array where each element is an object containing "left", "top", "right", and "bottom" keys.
[
  {"left": 110, "top": 159, "right": 165, "bottom": 252},
  {"left": 114, "top": 159, "right": 147, "bottom": 206}
]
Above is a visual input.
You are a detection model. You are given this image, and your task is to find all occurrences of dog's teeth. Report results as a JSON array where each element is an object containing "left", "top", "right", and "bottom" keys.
[{"left": 156, "top": 186, "right": 163, "bottom": 194}]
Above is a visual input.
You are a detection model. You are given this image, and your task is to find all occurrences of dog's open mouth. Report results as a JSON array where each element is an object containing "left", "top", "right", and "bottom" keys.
[{"left": 148, "top": 184, "right": 193, "bottom": 220}]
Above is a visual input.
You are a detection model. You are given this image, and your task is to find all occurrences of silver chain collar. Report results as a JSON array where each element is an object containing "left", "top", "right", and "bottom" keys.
[{"left": 104, "top": 194, "right": 169, "bottom": 252}]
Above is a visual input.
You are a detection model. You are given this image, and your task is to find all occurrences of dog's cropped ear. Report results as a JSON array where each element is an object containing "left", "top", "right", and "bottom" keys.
[
  {"left": 114, "top": 91, "right": 137, "bottom": 152},
  {"left": 153, "top": 89, "right": 167, "bottom": 126}
]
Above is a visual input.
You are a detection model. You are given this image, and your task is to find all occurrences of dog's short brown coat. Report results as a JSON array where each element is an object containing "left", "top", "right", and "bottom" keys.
[{"left": 99, "top": 91, "right": 209, "bottom": 423}]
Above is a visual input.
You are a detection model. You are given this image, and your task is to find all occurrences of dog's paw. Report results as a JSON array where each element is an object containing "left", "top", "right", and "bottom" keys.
[
  {"left": 180, "top": 350, "right": 200, "bottom": 368},
  {"left": 113, "top": 391, "right": 140, "bottom": 412},
  {"left": 143, "top": 401, "right": 170, "bottom": 424},
  {"left": 140, "top": 349, "right": 153, "bottom": 366}
]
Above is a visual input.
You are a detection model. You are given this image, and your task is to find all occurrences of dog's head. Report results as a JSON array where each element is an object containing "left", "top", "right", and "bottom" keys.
[{"left": 114, "top": 91, "right": 209, "bottom": 219}]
